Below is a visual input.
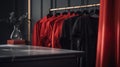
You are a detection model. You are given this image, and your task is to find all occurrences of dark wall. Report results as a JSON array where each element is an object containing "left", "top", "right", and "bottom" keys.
[
  {"left": 0, "top": 0, "right": 27, "bottom": 44},
  {"left": 31, "top": 0, "right": 100, "bottom": 27},
  {"left": 15, "top": 0, "right": 28, "bottom": 41},
  {"left": 0, "top": 0, "right": 15, "bottom": 44}
]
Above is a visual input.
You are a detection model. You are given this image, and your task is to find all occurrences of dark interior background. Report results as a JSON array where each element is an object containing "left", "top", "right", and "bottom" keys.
[
  {"left": 0, "top": 0, "right": 27, "bottom": 44},
  {"left": 0, "top": 0, "right": 99, "bottom": 44}
]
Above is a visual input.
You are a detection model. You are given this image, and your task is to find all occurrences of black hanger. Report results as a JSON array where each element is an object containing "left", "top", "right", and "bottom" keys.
[
  {"left": 75, "top": 10, "right": 82, "bottom": 15},
  {"left": 90, "top": 9, "right": 99, "bottom": 18},
  {"left": 55, "top": 12, "right": 60, "bottom": 17},
  {"left": 95, "top": 9, "right": 99, "bottom": 15},
  {"left": 62, "top": 9, "right": 68, "bottom": 15},
  {"left": 62, "top": 11, "right": 68, "bottom": 15},
  {"left": 89, "top": 9, "right": 94, "bottom": 16},
  {"left": 70, "top": 11, "right": 75, "bottom": 15},
  {"left": 82, "top": 10, "right": 89, "bottom": 15},
  {"left": 47, "top": 11, "right": 53, "bottom": 18}
]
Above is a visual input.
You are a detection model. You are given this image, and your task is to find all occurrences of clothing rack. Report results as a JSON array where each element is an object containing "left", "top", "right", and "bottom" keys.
[{"left": 50, "top": 3, "right": 100, "bottom": 11}]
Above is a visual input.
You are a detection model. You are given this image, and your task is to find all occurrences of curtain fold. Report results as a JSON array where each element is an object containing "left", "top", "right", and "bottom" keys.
[
  {"left": 96, "top": 0, "right": 120, "bottom": 67},
  {"left": 115, "top": 0, "right": 120, "bottom": 67}
]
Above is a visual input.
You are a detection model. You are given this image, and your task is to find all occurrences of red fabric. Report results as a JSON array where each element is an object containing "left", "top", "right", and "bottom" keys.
[
  {"left": 96, "top": 0, "right": 120, "bottom": 67},
  {"left": 32, "top": 13, "right": 76, "bottom": 48},
  {"left": 52, "top": 13, "right": 76, "bottom": 48},
  {"left": 39, "top": 16, "right": 54, "bottom": 47},
  {"left": 114, "top": 1, "right": 120, "bottom": 67},
  {"left": 44, "top": 15, "right": 63, "bottom": 47},
  {"left": 32, "top": 20, "right": 41, "bottom": 46},
  {"left": 32, "top": 16, "right": 48, "bottom": 46},
  {"left": 32, "top": 15, "right": 63, "bottom": 47},
  {"left": 51, "top": 15, "right": 67, "bottom": 48}
]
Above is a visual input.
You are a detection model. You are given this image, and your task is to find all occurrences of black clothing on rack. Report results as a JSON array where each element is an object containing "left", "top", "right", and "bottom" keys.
[
  {"left": 60, "top": 16, "right": 80, "bottom": 49},
  {"left": 60, "top": 15, "right": 98, "bottom": 67}
]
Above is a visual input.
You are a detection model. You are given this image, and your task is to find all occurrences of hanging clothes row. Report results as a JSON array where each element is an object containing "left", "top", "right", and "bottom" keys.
[
  {"left": 32, "top": 11, "right": 98, "bottom": 47},
  {"left": 32, "top": 10, "right": 99, "bottom": 67},
  {"left": 60, "top": 12, "right": 99, "bottom": 67},
  {"left": 32, "top": 12, "right": 76, "bottom": 48}
]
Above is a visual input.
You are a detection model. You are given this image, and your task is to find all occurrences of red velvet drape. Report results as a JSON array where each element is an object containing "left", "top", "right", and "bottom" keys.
[{"left": 96, "top": 0, "right": 120, "bottom": 67}]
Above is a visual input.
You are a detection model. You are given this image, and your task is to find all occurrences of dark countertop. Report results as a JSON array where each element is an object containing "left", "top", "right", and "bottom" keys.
[{"left": 0, "top": 44, "right": 84, "bottom": 62}]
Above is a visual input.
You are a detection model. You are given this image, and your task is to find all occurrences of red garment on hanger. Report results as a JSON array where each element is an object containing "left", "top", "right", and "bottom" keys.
[
  {"left": 96, "top": 0, "right": 120, "bottom": 67},
  {"left": 51, "top": 15, "right": 68, "bottom": 48},
  {"left": 39, "top": 16, "right": 55, "bottom": 47},
  {"left": 52, "top": 13, "right": 76, "bottom": 48},
  {"left": 32, "top": 16, "right": 48, "bottom": 46},
  {"left": 44, "top": 15, "right": 63, "bottom": 47},
  {"left": 32, "top": 15, "right": 63, "bottom": 48}
]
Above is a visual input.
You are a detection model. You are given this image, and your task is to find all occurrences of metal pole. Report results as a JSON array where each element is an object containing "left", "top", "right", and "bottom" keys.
[{"left": 28, "top": 0, "right": 31, "bottom": 43}]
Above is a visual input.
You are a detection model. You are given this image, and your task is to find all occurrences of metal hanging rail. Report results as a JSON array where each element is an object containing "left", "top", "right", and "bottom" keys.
[{"left": 50, "top": 3, "right": 100, "bottom": 11}]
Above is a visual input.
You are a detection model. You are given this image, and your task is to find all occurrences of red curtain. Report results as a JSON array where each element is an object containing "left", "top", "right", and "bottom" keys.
[{"left": 96, "top": 0, "right": 120, "bottom": 67}]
